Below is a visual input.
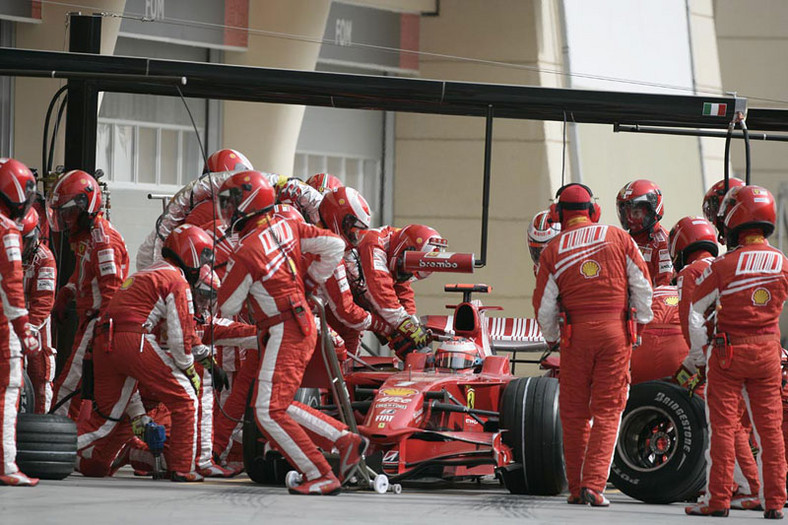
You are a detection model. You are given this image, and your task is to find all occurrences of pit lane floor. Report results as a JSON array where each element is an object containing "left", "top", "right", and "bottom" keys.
[{"left": 0, "top": 470, "right": 763, "bottom": 524}]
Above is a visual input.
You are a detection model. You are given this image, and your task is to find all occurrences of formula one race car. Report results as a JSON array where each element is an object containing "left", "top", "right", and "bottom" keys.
[{"left": 244, "top": 283, "right": 566, "bottom": 495}]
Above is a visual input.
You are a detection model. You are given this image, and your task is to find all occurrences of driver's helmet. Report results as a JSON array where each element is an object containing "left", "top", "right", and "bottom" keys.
[{"left": 434, "top": 340, "right": 482, "bottom": 372}]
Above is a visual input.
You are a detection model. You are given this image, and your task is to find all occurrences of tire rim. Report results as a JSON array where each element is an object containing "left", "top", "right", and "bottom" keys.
[{"left": 616, "top": 405, "right": 678, "bottom": 473}]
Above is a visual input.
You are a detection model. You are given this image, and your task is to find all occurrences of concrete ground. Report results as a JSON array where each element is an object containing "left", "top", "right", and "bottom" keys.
[{"left": 0, "top": 470, "right": 769, "bottom": 524}]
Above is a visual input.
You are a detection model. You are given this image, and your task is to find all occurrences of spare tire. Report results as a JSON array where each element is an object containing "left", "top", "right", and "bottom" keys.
[
  {"left": 19, "top": 370, "right": 35, "bottom": 415},
  {"left": 243, "top": 388, "right": 321, "bottom": 485},
  {"left": 15, "top": 413, "right": 77, "bottom": 480},
  {"left": 611, "top": 380, "right": 707, "bottom": 503},
  {"left": 499, "top": 376, "right": 566, "bottom": 495}
]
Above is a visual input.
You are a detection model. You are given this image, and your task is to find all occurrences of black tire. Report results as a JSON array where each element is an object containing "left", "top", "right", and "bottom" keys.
[
  {"left": 499, "top": 376, "right": 566, "bottom": 495},
  {"left": 15, "top": 413, "right": 76, "bottom": 480},
  {"left": 19, "top": 370, "right": 35, "bottom": 415},
  {"left": 242, "top": 388, "right": 319, "bottom": 485},
  {"left": 611, "top": 380, "right": 707, "bottom": 504}
]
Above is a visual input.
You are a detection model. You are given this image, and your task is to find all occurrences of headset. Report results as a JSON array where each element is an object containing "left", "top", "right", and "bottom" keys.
[{"left": 548, "top": 183, "right": 601, "bottom": 223}]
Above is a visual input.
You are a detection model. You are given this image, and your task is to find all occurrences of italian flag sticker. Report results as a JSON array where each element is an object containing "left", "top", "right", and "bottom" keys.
[{"left": 703, "top": 102, "right": 727, "bottom": 116}]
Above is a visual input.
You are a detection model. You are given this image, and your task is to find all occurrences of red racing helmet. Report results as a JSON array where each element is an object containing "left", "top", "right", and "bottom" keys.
[
  {"left": 702, "top": 177, "right": 746, "bottom": 243},
  {"left": 434, "top": 340, "right": 482, "bottom": 372},
  {"left": 668, "top": 216, "right": 718, "bottom": 272},
  {"left": 305, "top": 173, "right": 343, "bottom": 195},
  {"left": 718, "top": 185, "right": 776, "bottom": 247},
  {"left": 528, "top": 210, "right": 561, "bottom": 264},
  {"left": 0, "top": 158, "right": 36, "bottom": 222},
  {"left": 616, "top": 179, "right": 664, "bottom": 235},
  {"left": 20, "top": 206, "right": 40, "bottom": 262},
  {"left": 162, "top": 224, "right": 215, "bottom": 284},
  {"left": 47, "top": 170, "right": 102, "bottom": 234},
  {"left": 217, "top": 170, "right": 276, "bottom": 230},
  {"left": 389, "top": 224, "right": 448, "bottom": 281},
  {"left": 318, "top": 187, "right": 372, "bottom": 247},
  {"left": 203, "top": 148, "right": 253, "bottom": 174}
]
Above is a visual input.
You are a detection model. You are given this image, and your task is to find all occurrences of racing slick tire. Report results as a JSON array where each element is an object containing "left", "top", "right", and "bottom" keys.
[
  {"left": 19, "top": 370, "right": 35, "bottom": 414},
  {"left": 243, "top": 388, "right": 321, "bottom": 485},
  {"left": 611, "top": 380, "right": 707, "bottom": 504},
  {"left": 499, "top": 376, "right": 566, "bottom": 495},
  {"left": 15, "top": 413, "right": 77, "bottom": 480}
]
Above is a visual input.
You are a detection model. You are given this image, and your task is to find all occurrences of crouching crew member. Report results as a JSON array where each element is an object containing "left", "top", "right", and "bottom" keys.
[
  {"left": 217, "top": 171, "right": 367, "bottom": 495},
  {"left": 685, "top": 185, "right": 787, "bottom": 518},
  {"left": 76, "top": 224, "right": 212, "bottom": 482},
  {"left": 533, "top": 183, "right": 653, "bottom": 506}
]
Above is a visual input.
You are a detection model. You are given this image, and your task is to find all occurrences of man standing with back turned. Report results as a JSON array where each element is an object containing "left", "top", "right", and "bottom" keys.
[{"left": 533, "top": 183, "right": 653, "bottom": 506}]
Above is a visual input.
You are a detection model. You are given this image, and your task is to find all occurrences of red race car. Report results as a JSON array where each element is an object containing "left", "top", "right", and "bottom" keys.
[{"left": 244, "top": 283, "right": 566, "bottom": 495}]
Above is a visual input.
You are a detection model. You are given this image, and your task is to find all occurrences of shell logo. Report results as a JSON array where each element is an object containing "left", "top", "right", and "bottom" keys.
[
  {"left": 379, "top": 388, "right": 418, "bottom": 397},
  {"left": 120, "top": 277, "right": 134, "bottom": 290},
  {"left": 339, "top": 198, "right": 346, "bottom": 205},
  {"left": 244, "top": 175, "right": 250, "bottom": 182},
  {"left": 752, "top": 188, "right": 764, "bottom": 195},
  {"left": 229, "top": 153, "right": 237, "bottom": 159},
  {"left": 81, "top": 178, "right": 88, "bottom": 185},
  {"left": 580, "top": 260, "right": 601, "bottom": 279},
  {"left": 416, "top": 237, "right": 423, "bottom": 244},
  {"left": 664, "top": 295, "right": 679, "bottom": 307},
  {"left": 752, "top": 287, "right": 771, "bottom": 306}
]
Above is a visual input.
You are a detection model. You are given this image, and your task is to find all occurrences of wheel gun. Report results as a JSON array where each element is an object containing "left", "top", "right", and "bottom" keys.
[{"left": 143, "top": 422, "right": 167, "bottom": 479}]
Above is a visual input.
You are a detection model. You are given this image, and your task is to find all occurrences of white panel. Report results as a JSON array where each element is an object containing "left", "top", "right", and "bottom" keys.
[{"left": 563, "top": 0, "right": 694, "bottom": 94}]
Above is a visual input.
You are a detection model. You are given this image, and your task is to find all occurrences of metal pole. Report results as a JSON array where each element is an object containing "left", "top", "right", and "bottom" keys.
[
  {"left": 475, "top": 105, "right": 493, "bottom": 268},
  {"left": 54, "top": 13, "right": 102, "bottom": 372}
]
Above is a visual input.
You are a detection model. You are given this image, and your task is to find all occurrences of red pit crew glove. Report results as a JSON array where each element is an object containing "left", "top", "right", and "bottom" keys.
[
  {"left": 388, "top": 317, "right": 431, "bottom": 360},
  {"left": 52, "top": 287, "right": 75, "bottom": 323},
  {"left": 12, "top": 317, "right": 40, "bottom": 355}
]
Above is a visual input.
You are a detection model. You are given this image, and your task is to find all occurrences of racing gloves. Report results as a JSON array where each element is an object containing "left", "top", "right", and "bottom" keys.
[
  {"left": 12, "top": 317, "right": 40, "bottom": 355},
  {"left": 388, "top": 317, "right": 432, "bottom": 360},
  {"left": 182, "top": 364, "right": 201, "bottom": 395}
]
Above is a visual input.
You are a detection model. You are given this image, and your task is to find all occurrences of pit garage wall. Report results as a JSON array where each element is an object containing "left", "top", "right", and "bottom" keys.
[
  {"left": 566, "top": 0, "right": 723, "bottom": 241},
  {"left": 398, "top": 0, "right": 724, "bottom": 319},
  {"left": 397, "top": 1, "right": 561, "bottom": 319},
  {"left": 13, "top": 0, "right": 127, "bottom": 170},
  {"left": 715, "top": 0, "right": 788, "bottom": 339}
]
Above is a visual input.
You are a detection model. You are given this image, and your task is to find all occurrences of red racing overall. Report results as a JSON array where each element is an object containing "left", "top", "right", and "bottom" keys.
[
  {"left": 219, "top": 214, "right": 351, "bottom": 481},
  {"left": 534, "top": 219, "right": 653, "bottom": 497},
  {"left": 688, "top": 237, "right": 788, "bottom": 512}
]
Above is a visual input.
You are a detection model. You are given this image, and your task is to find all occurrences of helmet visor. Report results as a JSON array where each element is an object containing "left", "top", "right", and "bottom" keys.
[
  {"left": 49, "top": 203, "right": 82, "bottom": 233},
  {"left": 435, "top": 351, "right": 477, "bottom": 370},
  {"left": 217, "top": 189, "right": 242, "bottom": 228},
  {"left": 22, "top": 229, "right": 38, "bottom": 261},
  {"left": 617, "top": 201, "right": 651, "bottom": 233},
  {"left": 342, "top": 215, "right": 369, "bottom": 246}
]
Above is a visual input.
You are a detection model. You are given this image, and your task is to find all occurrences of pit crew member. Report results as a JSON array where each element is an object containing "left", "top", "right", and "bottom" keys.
[
  {"left": 20, "top": 207, "right": 56, "bottom": 414},
  {"left": 534, "top": 183, "right": 653, "bottom": 506},
  {"left": 49, "top": 170, "right": 129, "bottom": 420},
  {"left": 684, "top": 185, "right": 787, "bottom": 518},
  {"left": 0, "top": 158, "right": 42, "bottom": 487},
  {"left": 217, "top": 170, "right": 367, "bottom": 495},
  {"left": 76, "top": 224, "right": 213, "bottom": 482},
  {"left": 669, "top": 214, "right": 762, "bottom": 510}
]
